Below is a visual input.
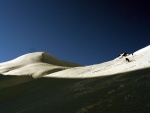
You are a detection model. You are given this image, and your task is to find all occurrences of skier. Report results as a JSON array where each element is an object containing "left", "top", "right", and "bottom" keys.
[{"left": 125, "top": 58, "right": 130, "bottom": 62}]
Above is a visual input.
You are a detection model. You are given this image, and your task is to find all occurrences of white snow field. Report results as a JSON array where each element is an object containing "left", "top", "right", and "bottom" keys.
[
  {"left": 44, "top": 45, "right": 150, "bottom": 78},
  {"left": 0, "top": 45, "right": 150, "bottom": 78}
]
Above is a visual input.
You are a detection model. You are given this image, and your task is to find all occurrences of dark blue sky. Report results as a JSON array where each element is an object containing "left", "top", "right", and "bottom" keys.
[{"left": 0, "top": 0, "right": 150, "bottom": 65}]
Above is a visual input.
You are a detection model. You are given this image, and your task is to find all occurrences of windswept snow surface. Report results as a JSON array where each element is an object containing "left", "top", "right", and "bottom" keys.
[{"left": 0, "top": 45, "right": 150, "bottom": 78}]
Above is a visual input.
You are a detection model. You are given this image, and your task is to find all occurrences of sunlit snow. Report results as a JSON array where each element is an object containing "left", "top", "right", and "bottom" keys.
[{"left": 0, "top": 45, "right": 150, "bottom": 78}]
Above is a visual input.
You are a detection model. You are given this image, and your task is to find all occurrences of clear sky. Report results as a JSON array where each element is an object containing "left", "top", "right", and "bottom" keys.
[{"left": 0, "top": 0, "right": 150, "bottom": 65}]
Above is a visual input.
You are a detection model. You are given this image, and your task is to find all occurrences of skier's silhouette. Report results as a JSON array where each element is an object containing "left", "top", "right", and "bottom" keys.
[{"left": 125, "top": 58, "right": 130, "bottom": 62}]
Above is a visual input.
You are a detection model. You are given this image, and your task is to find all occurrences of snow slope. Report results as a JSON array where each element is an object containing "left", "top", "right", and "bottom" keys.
[
  {"left": 0, "top": 52, "right": 80, "bottom": 78},
  {"left": 0, "top": 45, "right": 150, "bottom": 78},
  {"left": 1, "top": 46, "right": 150, "bottom": 113},
  {"left": 44, "top": 45, "right": 150, "bottom": 78}
]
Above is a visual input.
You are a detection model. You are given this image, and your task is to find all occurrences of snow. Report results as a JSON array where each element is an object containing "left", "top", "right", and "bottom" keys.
[
  {"left": 0, "top": 45, "right": 150, "bottom": 78},
  {"left": 0, "top": 52, "right": 80, "bottom": 78},
  {"left": 44, "top": 45, "right": 150, "bottom": 78}
]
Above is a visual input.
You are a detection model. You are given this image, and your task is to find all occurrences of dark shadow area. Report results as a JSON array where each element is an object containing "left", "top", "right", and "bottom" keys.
[
  {"left": 0, "top": 75, "right": 33, "bottom": 90},
  {"left": 0, "top": 68, "right": 150, "bottom": 113}
]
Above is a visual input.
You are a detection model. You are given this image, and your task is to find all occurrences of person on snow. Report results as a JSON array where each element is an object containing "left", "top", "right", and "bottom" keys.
[{"left": 125, "top": 58, "right": 130, "bottom": 62}]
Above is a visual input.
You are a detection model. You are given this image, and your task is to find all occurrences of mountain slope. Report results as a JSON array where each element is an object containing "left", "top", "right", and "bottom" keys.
[
  {"left": 0, "top": 52, "right": 81, "bottom": 78},
  {"left": 0, "top": 45, "right": 150, "bottom": 113},
  {"left": 44, "top": 45, "right": 150, "bottom": 78},
  {"left": 0, "top": 68, "right": 150, "bottom": 113},
  {"left": 0, "top": 45, "right": 150, "bottom": 78}
]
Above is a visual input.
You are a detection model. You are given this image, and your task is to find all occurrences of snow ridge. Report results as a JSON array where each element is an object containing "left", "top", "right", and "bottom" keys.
[
  {"left": 0, "top": 52, "right": 80, "bottom": 78},
  {"left": 0, "top": 45, "right": 150, "bottom": 78},
  {"left": 44, "top": 45, "right": 150, "bottom": 78}
]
